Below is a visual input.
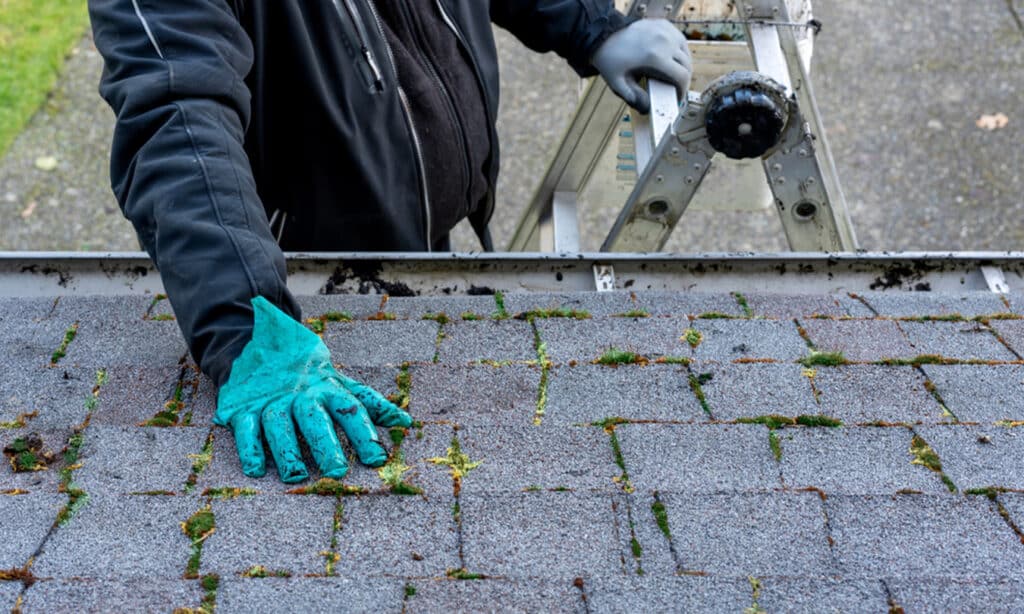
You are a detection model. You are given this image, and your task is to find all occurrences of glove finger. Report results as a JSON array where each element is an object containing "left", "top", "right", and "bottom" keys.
[
  {"left": 672, "top": 49, "right": 692, "bottom": 73},
  {"left": 261, "top": 397, "right": 309, "bottom": 483},
  {"left": 647, "top": 61, "right": 691, "bottom": 94},
  {"left": 628, "top": 82, "right": 651, "bottom": 115},
  {"left": 229, "top": 412, "right": 266, "bottom": 478},
  {"left": 293, "top": 396, "right": 349, "bottom": 479},
  {"left": 325, "top": 389, "right": 388, "bottom": 468},
  {"left": 339, "top": 375, "right": 412, "bottom": 427}
]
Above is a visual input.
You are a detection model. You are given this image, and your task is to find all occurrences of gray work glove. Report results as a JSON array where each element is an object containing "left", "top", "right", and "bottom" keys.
[{"left": 591, "top": 18, "right": 692, "bottom": 114}]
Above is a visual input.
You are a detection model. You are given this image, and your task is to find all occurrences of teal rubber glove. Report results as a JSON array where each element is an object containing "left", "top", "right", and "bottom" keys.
[
  {"left": 215, "top": 296, "right": 412, "bottom": 483},
  {"left": 591, "top": 18, "right": 692, "bottom": 114}
]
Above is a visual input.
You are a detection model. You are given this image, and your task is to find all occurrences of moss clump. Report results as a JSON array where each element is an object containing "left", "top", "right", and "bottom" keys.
[
  {"left": 768, "top": 431, "right": 782, "bottom": 462},
  {"left": 877, "top": 355, "right": 959, "bottom": 367},
  {"left": 422, "top": 312, "right": 450, "bottom": 324},
  {"left": 651, "top": 499, "right": 671, "bottom": 540},
  {"left": 185, "top": 433, "right": 214, "bottom": 493},
  {"left": 745, "top": 576, "right": 766, "bottom": 614},
  {"left": 427, "top": 438, "right": 481, "bottom": 482},
  {"left": 378, "top": 451, "right": 423, "bottom": 496},
  {"left": 285, "top": 478, "right": 368, "bottom": 496},
  {"left": 404, "top": 583, "right": 417, "bottom": 597},
  {"left": 0, "top": 409, "right": 38, "bottom": 429},
  {"left": 594, "top": 348, "right": 647, "bottom": 366},
  {"left": 201, "top": 487, "right": 258, "bottom": 500},
  {"left": 798, "top": 350, "right": 849, "bottom": 367},
  {"left": 446, "top": 568, "right": 485, "bottom": 580},
  {"left": 736, "top": 414, "right": 843, "bottom": 428},
  {"left": 909, "top": 434, "right": 957, "bottom": 493},
  {"left": 241, "top": 565, "right": 291, "bottom": 578},
  {"left": 591, "top": 417, "right": 630, "bottom": 429},
  {"left": 698, "top": 312, "right": 740, "bottom": 320},
  {"left": 733, "top": 292, "right": 754, "bottom": 317},
  {"left": 150, "top": 313, "right": 176, "bottom": 321},
  {"left": 492, "top": 291, "right": 510, "bottom": 320},
  {"left": 387, "top": 364, "right": 412, "bottom": 410},
  {"left": 3, "top": 433, "right": 55, "bottom": 472},
  {"left": 460, "top": 311, "right": 484, "bottom": 321},
  {"left": 615, "top": 309, "right": 650, "bottom": 318},
  {"left": 688, "top": 373, "right": 713, "bottom": 417},
  {"left": 182, "top": 506, "right": 216, "bottom": 578},
  {"left": 654, "top": 356, "right": 692, "bottom": 365},
  {"left": 306, "top": 317, "right": 326, "bottom": 334},
  {"left": 899, "top": 314, "right": 966, "bottom": 322},
  {"left": 322, "top": 311, "right": 353, "bottom": 322},
  {"left": 516, "top": 307, "right": 591, "bottom": 321},
  {"left": 607, "top": 428, "right": 632, "bottom": 493},
  {"left": 50, "top": 322, "right": 79, "bottom": 365},
  {"left": 141, "top": 381, "right": 186, "bottom": 427},
  {"left": 682, "top": 328, "right": 703, "bottom": 349}
]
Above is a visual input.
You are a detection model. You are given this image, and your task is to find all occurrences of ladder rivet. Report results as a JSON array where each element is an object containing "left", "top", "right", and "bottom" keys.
[
  {"left": 656, "top": 175, "right": 664, "bottom": 183},
  {"left": 799, "top": 149, "right": 809, "bottom": 157},
  {"left": 685, "top": 176, "right": 695, "bottom": 184},
  {"left": 671, "top": 147, "right": 680, "bottom": 156},
  {"left": 806, "top": 177, "right": 816, "bottom": 185},
  {"left": 693, "top": 163, "right": 702, "bottom": 171},
  {"left": 772, "top": 163, "right": 783, "bottom": 172},
  {"left": 776, "top": 177, "right": 786, "bottom": 185}
]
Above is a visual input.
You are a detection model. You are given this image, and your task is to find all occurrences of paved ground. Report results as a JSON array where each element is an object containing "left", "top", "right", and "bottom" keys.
[
  {"left": 0, "top": 1, "right": 1022, "bottom": 252},
  {"left": 3, "top": 287, "right": 1024, "bottom": 611}
]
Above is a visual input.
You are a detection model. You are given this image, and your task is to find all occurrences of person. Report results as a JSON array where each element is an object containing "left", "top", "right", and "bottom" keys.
[{"left": 88, "top": 0, "right": 692, "bottom": 482}]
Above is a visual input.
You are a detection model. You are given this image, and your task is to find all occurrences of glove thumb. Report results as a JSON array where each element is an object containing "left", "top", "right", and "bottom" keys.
[{"left": 608, "top": 75, "right": 651, "bottom": 115}]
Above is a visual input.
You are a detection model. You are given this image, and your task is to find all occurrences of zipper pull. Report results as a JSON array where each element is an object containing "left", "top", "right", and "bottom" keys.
[{"left": 362, "top": 47, "right": 384, "bottom": 92}]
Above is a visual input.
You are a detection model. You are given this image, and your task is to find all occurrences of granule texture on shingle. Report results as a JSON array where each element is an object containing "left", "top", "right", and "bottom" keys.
[
  {"left": 798, "top": 319, "right": 915, "bottom": 361},
  {"left": 0, "top": 429, "right": 65, "bottom": 493},
  {"left": 458, "top": 424, "right": 620, "bottom": 494},
  {"left": 742, "top": 293, "right": 871, "bottom": 318},
  {"left": 333, "top": 495, "right": 459, "bottom": 577},
  {"left": 460, "top": 491, "right": 624, "bottom": 577},
  {"left": 626, "top": 492, "right": 681, "bottom": 576},
  {"left": 989, "top": 320, "right": 1024, "bottom": 357},
  {"left": 813, "top": 365, "right": 946, "bottom": 424},
  {"left": 0, "top": 365, "right": 92, "bottom": 430},
  {"left": 857, "top": 291, "right": 1011, "bottom": 318},
  {"left": 324, "top": 320, "right": 439, "bottom": 366},
  {"left": 915, "top": 426, "right": 1024, "bottom": 491},
  {"left": 91, "top": 366, "right": 181, "bottom": 425},
  {"left": 384, "top": 295, "right": 502, "bottom": 320},
  {"left": 0, "top": 583, "right": 20, "bottom": 611},
  {"left": 825, "top": 495, "right": 1024, "bottom": 577},
  {"left": 33, "top": 495, "right": 196, "bottom": 579},
  {"left": 652, "top": 493, "right": 834, "bottom": 577},
  {"left": 535, "top": 317, "right": 690, "bottom": 363},
  {"left": 778, "top": 427, "right": 949, "bottom": 494},
  {"left": 20, "top": 579, "right": 204, "bottom": 614},
  {"left": 328, "top": 423, "right": 452, "bottom": 496},
  {"left": 50, "top": 296, "right": 187, "bottom": 368},
  {"left": 74, "top": 425, "right": 208, "bottom": 494},
  {"left": 342, "top": 365, "right": 403, "bottom": 398},
  {"left": 697, "top": 364, "right": 818, "bottom": 421},
  {"left": 406, "top": 578, "right": 584, "bottom": 614},
  {"left": 583, "top": 574, "right": 753, "bottom": 612},
  {"left": 900, "top": 320, "right": 1018, "bottom": 361},
  {"left": 501, "top": 291, "right": 639, "bottom": 318},
  {"left": 296, "top": 294, "right": 393, "bottom": 320},
  {"left": 544, "top": 364, "right": 704, "bottom": 425},
  {"left": 920, "top": 365, "right": 1024, "bottom": 423},
  {"left": 887, "top": 578, "right": 1024, "bottom": 613},
  {"left": 409, "top": 365, "right": 540, "bottom": 426},
  {"left": 435, "top": 320, "right": 537, "bottom": 362},
  {"left": 202, "top": 495, "right": 335, "bottom": 576},
  {"left": 756, "top": 577, "right": 890, "bottom": 613},
  {"left": 215, "top": 577, "right": 405, "bottom": 614},
  {"left": 616, "top": 424, "right": 781, "bottom": 494},
  {"left": 0, "top": 494, "right": 66, "bottom": 569},
  {"left": 629, "top": 291, "right": 747, "bottom": 317},
  {"left": 1001, "top": 494, "right": 1024, "bottom": 532},
  {"left": 690, "top": 319, "right": 808, "bottom": 361}
]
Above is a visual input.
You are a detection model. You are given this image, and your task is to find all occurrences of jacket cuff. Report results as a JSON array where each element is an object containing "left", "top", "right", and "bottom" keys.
[{"left": 572, "top": 8, "right": 638, "bottom": 78}]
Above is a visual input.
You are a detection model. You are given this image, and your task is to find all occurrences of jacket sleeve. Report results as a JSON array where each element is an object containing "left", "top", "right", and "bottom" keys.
[
  {"left": 490, "top": 0, "right": 634, "bottom": 77},
  {"left": 89, "top": 0, "right": 300, "bottom": 386}
]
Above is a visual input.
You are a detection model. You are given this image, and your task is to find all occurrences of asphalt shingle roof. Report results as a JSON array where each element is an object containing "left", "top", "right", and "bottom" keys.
[{"left": 2, "top": 289, "right": 1024, "bottom": 612}]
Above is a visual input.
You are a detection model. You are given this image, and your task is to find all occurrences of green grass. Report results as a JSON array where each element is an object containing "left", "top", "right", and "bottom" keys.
[{"left": 0, "top": 0, "right": 89, "bottom": 156}]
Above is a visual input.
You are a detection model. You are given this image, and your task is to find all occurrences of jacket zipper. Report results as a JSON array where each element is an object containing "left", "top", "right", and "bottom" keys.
[
  {"left": 356, "top": 1, "right": 431, "bottom": 251},
  {"left": 433, "top": 0, "right": 498, "bottom": 228},
  {"left": 331, "top": 0, "right": 384, "bottom": 92},
  {"left": 395, "top": 2, "right": 471, "bottom": 213}
]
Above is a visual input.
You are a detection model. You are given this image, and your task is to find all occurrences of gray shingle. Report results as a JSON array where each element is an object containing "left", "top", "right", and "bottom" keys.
[
  {"left": 799, "top": 319, "right": 915, "bottom": 361},
  {"left": 900, "top": 321, "right": 1018, "bottom": 361},
  {"left": 0, "top": 583, "right": 20, "bottom": 611},
  {"left": 33, "top": 494, "right": 196, "bottom": 579},
  {"left": 91, "top": 366, "right": 181, "bottom": 425},
  {"left": 74, "top": 425, "right": 208, "bottom": 494},
  {"left": 814, "top": 365, "right": 947, "bottom": 425},
  {"left": 406, "top": 578, "right": 584, "bottom": 614},
  {"left": 215, "top": 577, "right": 405, "bottom": 614},
  {"left": 857, "top": 292, "right": 1012, "bottom": 318},
  {"left": 385, "top": 295, "right": 500, "bottom": 320},
  {"left": 296, "top": 294, "right": 393, "bottom": 321},
  {"left": 203, "top": 495, "right": 335, "bottom": 576},
  {"left": 690, "top": 319, "right": 808, "bottom": 361},
  {"left": 627, "top": 492, "right": 680, "bottom": 576},
  {"left": 584, "top": 575, "right": 751, "bottom": 613},
  {"left": 544, "top": 364, "right": 704, "bottom": 425},
  {"left": 20, "top": 579, "right": 204, "bottom": 614},
  {"left": 535, "top": 318, "right": 691, "bottom": 364},
  {"left": 990, "top": 320, "right": 1024, "bottom": 358},
  {"left": 502, "top": 291, "right": 638, "bottom": 318},
  {"left": 409, "top": 365, "right": 540, "bottom": 426},
  {"left": 1001, "top": 494, "right": 1024, "bottom": 532},
  {"left": 757, "top": 577, "right": 890, "bottom": 613},
  {"left": 698, "top": 364, "right": 819, "bottom": 421},
  {"left": 460, "top": 492, "right": 624, "bottom": 577},
  {"left": 435, "top": 320, "right": 537, "bottom": 363},
  {"left": 617, "top": 424, "right": 781, "bottom": 494},
  {"left": 653, "top": 493, "right": 834, "bottom": 576},
  {"left": 0, "top": 494, "right": 65, "bottom": 569},
  {"left": 887, "top": 578, "right": 1024, "bottom": 613},
  {"left": 920, "top": 365, "right": 1024, "bottom": 423},
  {"left": 0, "top": 366, "right": 92, "bottom": 431},
  {"left": 327, "top": 423, "right": 453, "bottom": 496},
  {"left": 630, "top": 291, "right": 746, "bottom": 318},
  {"left": 778, "top": 427, "right": 949, "bottom": 494},
  {"left": 916, "top": 426, "right": 1024, "bottom": 491},
  {"left": 459, "top": 424, "right": 620, "bottom": 494},
  {"left": 742, "top": 293, "right": 871, "bottom": 318},
  {"left": 324, "top": 321, "right": 439, "bottom": 366},
  {"left": 333, "top": 495, "right": 459, "bottom": 577},
  {"left": 826, "top": 495, "right": 1024, "bottom": 577}
]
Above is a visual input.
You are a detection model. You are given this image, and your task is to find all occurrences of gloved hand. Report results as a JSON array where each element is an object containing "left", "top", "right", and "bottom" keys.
[
  {"left": 215, "top": 296, "right": 412, "bottom": 483},
  {"left": 591, "top": 18, "right": 692, "bottom": 114}
]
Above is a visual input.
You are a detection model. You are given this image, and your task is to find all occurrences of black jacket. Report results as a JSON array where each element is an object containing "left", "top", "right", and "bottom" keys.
[{"left": 88, "top": 0, "right": 630, "bottom": 386}]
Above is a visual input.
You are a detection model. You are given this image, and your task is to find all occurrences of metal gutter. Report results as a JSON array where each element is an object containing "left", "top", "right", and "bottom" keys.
[{"left": 1, "top": 252, "right": 1023, "bottom": 296}]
